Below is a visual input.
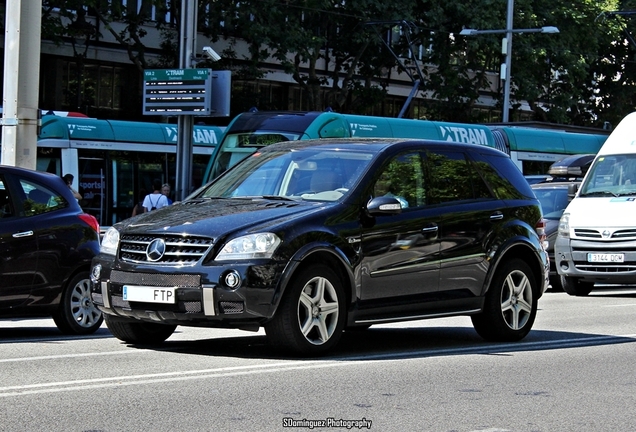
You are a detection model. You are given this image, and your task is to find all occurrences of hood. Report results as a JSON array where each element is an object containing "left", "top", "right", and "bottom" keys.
[
  {"left": 566, "top": 196, "right": 636, "bottom": 227},
  {"left": 116, "top": 198, "right": 328, "bottom": 237}
]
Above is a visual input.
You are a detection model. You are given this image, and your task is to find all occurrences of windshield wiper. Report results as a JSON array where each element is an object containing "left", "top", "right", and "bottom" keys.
[
  {"left": 579, "top": 190, "right": 619, "bottom": 197},
  {"left": 261, "top": 195, "right": 297, "bottom": 201}
]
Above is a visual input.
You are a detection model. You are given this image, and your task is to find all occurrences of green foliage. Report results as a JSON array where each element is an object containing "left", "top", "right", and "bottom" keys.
[{"left": 38, "top": 0, "right": 636, "bottom": 125}]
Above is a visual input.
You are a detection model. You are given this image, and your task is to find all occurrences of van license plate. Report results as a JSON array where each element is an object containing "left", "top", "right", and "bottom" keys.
[
  {"left": 587, "top": 253, "right": 624, "bottom": 263},
  {"left": 123, "top": 286, "right": 176, "bottom": 304}
]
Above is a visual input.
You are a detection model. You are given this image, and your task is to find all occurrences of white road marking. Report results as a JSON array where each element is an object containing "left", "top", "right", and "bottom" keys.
[{"left": 1, "top": 334, "right": 635, "bottom": 397}]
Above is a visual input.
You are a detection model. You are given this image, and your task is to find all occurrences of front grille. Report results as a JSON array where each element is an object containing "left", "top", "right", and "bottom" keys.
[
  {"left": 119, "top": 234, "right": 213, "bottom": 265},
  {"left": 575, "top": 264, "right": 636, "bottom": 273},
  {"left": 110, "top": 270, "right": 201, "bottom": 288},
  {"left": 111, "top": 296, "right": 130, "bottom": 308},
  {"left": 184, "top": 301, "right": 202, "bottom": 313},
  {"left": 220, "top": 301, "right": 244, "bottom": 314},
  {"left": 574, "top": 228, "right": 636, "bottom": 240}
]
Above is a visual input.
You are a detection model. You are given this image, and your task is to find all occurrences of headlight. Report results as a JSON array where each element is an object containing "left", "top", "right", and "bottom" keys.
[
  {"left": 216, "top": 233, "right": 281, "bottom": 261},
  {"left": 558, "top": 213, "right": 570, "bottom": 238},
  {"left": 100, "top": 227, "right": 120, "bottom": 255}
]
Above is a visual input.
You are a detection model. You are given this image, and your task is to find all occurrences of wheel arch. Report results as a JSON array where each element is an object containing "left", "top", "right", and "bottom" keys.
[
  {"left": 271, "top": 242, "right": 355, "bottom": 317},
  {"left": 484, "top": 239, "right": 547, "bottom": 298}
]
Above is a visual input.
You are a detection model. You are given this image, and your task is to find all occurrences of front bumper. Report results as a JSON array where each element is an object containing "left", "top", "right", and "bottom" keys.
[
  {"left": 555, "top": 236, "right": 636, "bottom": 284},
  {"left": 90, "top": 255, "right": 286, "bottom": 328}
]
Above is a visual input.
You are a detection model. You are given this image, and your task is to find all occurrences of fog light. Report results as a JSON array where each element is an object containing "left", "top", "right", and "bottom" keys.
[
  {"left": 223, "top": 270, "right": 241, "bottom": 289},
  {"left": 91, "top": 264, "right": 102, "bottom": 283},
  {"left": 560, "top": 262, "right": 569, "bottom": 271}
]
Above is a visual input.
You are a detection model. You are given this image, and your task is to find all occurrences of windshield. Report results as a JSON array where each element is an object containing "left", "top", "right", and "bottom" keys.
[
  {"left": 533, "top": 187, "right": 570, "bottom": 220},
  {"left": 209, "top": 131, "right": 303, "bottom": 180},
  {"left": 200, "top": 147, "right": 374, "bottom": 202},
  {"left": 579, "top": 154, "right": 636, "bottom": 197}
]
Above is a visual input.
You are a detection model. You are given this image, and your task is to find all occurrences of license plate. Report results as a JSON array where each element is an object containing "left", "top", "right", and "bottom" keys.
[
  {"left": 587, "top": 253, "right": 624, "bottom": 263},
  {"left": 123, "top": 285, "right": 176, "bottom": 304}
]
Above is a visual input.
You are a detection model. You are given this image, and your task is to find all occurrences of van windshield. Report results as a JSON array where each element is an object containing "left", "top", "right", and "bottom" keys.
[{"left": 579, "top": 154, "right": 636, "bottom": 197}]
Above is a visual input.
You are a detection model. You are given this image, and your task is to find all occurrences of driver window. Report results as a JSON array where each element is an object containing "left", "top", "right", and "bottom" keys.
[{"left": 372, "top": 152, "right": 425, "bottom": 208}]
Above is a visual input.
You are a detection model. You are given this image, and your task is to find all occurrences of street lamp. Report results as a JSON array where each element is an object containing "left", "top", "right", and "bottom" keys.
[{"left": 459, "top": 0, "right": 559, "bottom": 122}]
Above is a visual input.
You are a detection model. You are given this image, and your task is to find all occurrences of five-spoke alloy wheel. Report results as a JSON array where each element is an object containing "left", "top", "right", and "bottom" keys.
[
  {"left": 472, "top": 258, "right": 538, "bottom": 342},
  {"left": 266, "top": 264, "right": 345, "bottom": 355}
]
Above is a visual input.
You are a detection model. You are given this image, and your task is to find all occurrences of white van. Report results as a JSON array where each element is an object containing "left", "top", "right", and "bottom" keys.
[{"left": 554, "top": 111, "right": 636, "bottom": 296}]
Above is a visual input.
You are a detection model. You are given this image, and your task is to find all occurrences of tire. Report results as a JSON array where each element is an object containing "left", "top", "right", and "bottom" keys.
[
  {"left": 53, "top": 272, "right": 104, "bottom": 335},
  {"left": 104, "top": 315, "right": 176, "bottom": 344},
  {"left": 471, "top": 258, "right": 538, "bottom": 342},
  {"left": 265, "top": 264, "right": 346, "bottom": 355},
  {"left": 549, "top": 275, "right": 563, "bottom": 292},
  {"left": 560, "top": 275, "right": 594, "bottom": 297}
]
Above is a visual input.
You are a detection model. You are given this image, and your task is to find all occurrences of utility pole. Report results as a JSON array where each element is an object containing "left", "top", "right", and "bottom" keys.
[
  {"left": 175, "top": 0, "right": 197, "bottom": 201},
  {"left": 1, "top": 0, "right": 42, "bottom": 168}
]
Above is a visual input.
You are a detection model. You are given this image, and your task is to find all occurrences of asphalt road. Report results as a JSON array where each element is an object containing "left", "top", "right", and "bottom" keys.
[{"left": 2, "top": 287, "right": 636, "bottom": 432}]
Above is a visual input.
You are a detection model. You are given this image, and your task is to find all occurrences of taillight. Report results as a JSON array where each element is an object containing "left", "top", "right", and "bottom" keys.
[
  {"left": 79, "top": 213, "right": 100, "bottom": 234},
  {"left": 536, "top": 218, "right": 548, "bottom": 250}
]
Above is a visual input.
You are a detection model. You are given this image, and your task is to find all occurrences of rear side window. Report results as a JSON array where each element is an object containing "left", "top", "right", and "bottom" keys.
[
  {"left": 426, "top": 150, "right": 493, "bottom": 204},
  {"left": 19, "top": 180, "right": 68, "bottom": 216},
  {"left": 0, "top": 176, "right": 14, "bottom": 218},
  {"left": 471, "top": 151, "right": 531, "bottom": 200}
]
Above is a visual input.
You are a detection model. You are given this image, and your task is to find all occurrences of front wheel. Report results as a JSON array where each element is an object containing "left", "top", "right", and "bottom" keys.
[
  {"left": 53, "top": 272, "right": 103, "bottom": 335},
  {"left": 561, "top": 275, "right": 594, "bottom": 296},
  {"left": 265, "top": 264, "right": 346, "bottom": 356},
  {"left": 104, "top": 315, "right": 176, "bottom": 344},
  {"left": 472, "top": 259, "right": 538, "bottom": 342}
]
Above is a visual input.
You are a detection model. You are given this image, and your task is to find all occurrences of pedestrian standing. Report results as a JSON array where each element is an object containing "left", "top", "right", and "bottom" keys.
[{"left": 143, "top": 179, "right": 169, "bottom": 211}]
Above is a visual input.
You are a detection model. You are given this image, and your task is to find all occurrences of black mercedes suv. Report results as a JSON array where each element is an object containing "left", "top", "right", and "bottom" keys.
[{"left": 91, "top": 138, "right": 549, "bottom": 355}]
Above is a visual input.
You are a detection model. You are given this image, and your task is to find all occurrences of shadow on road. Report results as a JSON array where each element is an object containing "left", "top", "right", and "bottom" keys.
[
  {"left": 129, "top": 325, "right": 636, "bottom": 362},
  {"left": 0, "top": 320, "right": 112, "bottom": 342}
]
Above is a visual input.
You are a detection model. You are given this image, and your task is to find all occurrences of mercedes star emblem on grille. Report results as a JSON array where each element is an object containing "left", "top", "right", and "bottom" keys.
[{"left": 146, "top": 238, "right": 166, "bottom": 261}]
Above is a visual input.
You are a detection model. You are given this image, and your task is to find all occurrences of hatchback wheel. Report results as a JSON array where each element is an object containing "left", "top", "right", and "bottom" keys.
[
  {"left": 104, "top": 315, "right": 176, "bottom": 344},
  {"left": 53, "top": 272, "right": 103, "bottom": 335},
  {"left": 472, "top": 259, "right": 537, "bottom": 342},
  {"left": 560, "top": 275, "right": 594, "bottom": 296},
  {"left": 265, "top": 264, "right": 345, "bottom": 355}
]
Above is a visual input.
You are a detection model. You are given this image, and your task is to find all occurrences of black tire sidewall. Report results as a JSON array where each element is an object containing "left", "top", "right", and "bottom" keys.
[
  {"left": 473, "top": 258, "right": 538, "bottom": 341},
  {"left": 267, "top": 264, "right": 346, "bottom": 355}
]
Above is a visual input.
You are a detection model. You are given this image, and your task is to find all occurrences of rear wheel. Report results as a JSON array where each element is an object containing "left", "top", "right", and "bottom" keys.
[
  {"left": 472, "top": 259, "right": 537, "bottom": 342},
  {"left": 104, "top": 315, "right": 176, "bottom": 344},
  {"left": 265, "top": 264, "right": 345, "bottom": 355},
  {"left": 53, "top": 272, "right": 103, "bottom": 335},
  {"left": 560, "top": 275, "right": 594, "bottom": 296}
]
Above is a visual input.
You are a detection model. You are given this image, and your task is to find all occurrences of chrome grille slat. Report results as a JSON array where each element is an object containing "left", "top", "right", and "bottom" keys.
[
  {"left": 119, "top": 234, "right": 213, "bottom": 264},
  {"left": 573, "top": 228, "right": 636, "bottom": 241}
]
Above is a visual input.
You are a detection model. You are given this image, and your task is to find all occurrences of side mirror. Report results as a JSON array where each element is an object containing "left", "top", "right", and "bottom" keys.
[
  {"left": 567, "top": 183, "right": 579, "bottom": 200},
  {"left": 366, "top": 196, "right": 402, "bottom": 216}
]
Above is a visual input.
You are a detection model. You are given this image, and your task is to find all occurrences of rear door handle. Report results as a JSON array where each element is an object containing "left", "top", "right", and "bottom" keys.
[
  {"left": 13, "top": 231, "right": 34, "bottom": 238},
  {"left": 490, "top": 212, "right": 504, "bottom": 221}
]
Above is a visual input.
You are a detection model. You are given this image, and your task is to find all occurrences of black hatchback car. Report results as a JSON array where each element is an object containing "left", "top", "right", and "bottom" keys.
[
  {"left": 92, "top": 138, "right": 548, "bottom": 355},
  {"left": 0, "top": 165, "right": 103, "bottom": 334}
]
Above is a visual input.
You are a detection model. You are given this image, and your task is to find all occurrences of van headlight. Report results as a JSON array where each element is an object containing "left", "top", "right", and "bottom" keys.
[
  {"left": 100, "top": 227, "right": 120, "bottom": 255},
  {"left": 558, "top": 213, "right": 570, "bottom": 238},
  {"left": 216, "top": 233, "right": 281, "bottom": 261}
]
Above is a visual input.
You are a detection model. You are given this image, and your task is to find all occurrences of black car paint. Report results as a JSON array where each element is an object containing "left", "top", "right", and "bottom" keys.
[
  {"left": 0, "top": 166, "right": 100, "bottom": 318},
  {"left": 92, "top": 139, "right": 548, "bottom": 343}
]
